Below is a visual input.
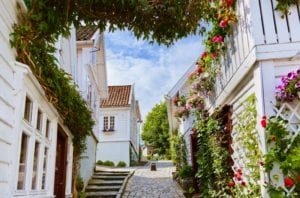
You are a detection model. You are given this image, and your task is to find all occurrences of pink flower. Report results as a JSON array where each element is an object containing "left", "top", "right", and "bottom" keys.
[
  {"left": 211, "top": 52, "right": 217, "bottom": 59},
  {"left": 212, "top": 36, "right": 223, "bottom": 43},
  {"left": 219, "top": 20, "right": 228, "bottom": 28},
  {"left": 284, "top": 178, "right": 295, "bottom": 188}
]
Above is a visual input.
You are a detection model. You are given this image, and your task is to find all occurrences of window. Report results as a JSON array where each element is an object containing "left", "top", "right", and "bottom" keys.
[
  {"left": 32, "top": 141, "right": 40, "bottom": 189},
  {"left": 87, "top": 78, "right": 92, "bottom": 107},
  {"left": 41, "top": 147, "right": 48, "bottom": 190},
  {"left": 109, "top": 116, "right": 115, "bottom": 131},
  {"left": 17, "top": 133, "right": 29, "bottom": 190},
  {"left": 103, "top": 116, "right": 115, "bottom": 131},
  {"left": 103, "top": 116, "right": 108, "bottom": 131},
  {"left": 45, "top": 119, "right": 51, "bottom": 139},
  {"left": 36, "top": 109, "right": 43, "bottom": 131},
  {"left": 24, "top": 96, "right": 32, "bottom": 123}
]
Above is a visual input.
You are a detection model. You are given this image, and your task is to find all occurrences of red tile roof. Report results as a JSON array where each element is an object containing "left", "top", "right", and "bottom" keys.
[
  {"left": 100, "top": 85, "right": 132, "bottom": 107},
  {"left": 76, "top": 26, "right": 98, "bottom": 41}
]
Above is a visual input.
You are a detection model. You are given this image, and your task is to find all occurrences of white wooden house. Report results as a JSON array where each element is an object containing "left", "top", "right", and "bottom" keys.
[
  {"left": 166, "top": 64, "right": 197, "bottom": 166},
  {"left": 75, "top": 26, "right": 108, "bottom": 186},
  {"left": 97, "top": 85, "right": 141, "bottom": 166},
  {"left": 167, "top": 1, "right": 300, "bottom": 197},
  {"left": 0, "top": 1, "right": 75, "bottom": 197}
]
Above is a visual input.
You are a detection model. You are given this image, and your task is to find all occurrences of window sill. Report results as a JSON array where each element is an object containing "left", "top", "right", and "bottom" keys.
[{"left": 102, "top": 129, "right": 115, "bottom": 132}]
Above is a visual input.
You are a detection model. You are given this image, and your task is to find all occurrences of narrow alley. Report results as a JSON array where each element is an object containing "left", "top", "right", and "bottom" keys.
[{"left": 123, "top": 161, "right": 185, "bottom": 198}]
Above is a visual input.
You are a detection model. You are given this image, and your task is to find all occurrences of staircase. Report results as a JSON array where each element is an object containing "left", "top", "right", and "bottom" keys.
[{"left": 85, "top": 170, "right": 130, "bottom": 198}]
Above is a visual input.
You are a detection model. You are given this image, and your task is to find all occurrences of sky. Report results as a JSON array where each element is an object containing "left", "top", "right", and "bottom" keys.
[{"left": 105, "top": 30, "right": 204, "bottom": 119}]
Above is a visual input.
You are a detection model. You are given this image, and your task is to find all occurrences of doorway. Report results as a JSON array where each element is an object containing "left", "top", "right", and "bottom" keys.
[{"left": 54, "top": 125, "right": 68, "bottom": 198}]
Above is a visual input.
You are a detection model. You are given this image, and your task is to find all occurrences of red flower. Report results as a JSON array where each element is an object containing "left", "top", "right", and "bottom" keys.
[
  {"left": 229, "top": 181, "right": 235, "bottom": 188},
  {"left": 222, "top": 0, "right": 234, "bottom": 7},
  {"left": 241, "top": 181, "right": 246, "bottom": 186},
  {"left": 237, "top": 168, "right": 242, "bottom": 173},
  {"left": 212, "top": 36, "right": 223, "bottom": 43},
  {"left": 261, "top": 116, "right": 267, "bottom": 128},
  {"left": 235, "top": 173, "right": 242, "bottom": 181},
  {"left": 197, "top": 67, "right": 203, "bottom": 74},
  {"left": 211, "top": 52, "right": 217, "bottom": 59},
  {"left": 201, "top": 51, "right": 208, "bottom": 59},
  {"left": 219, "top": 20, "right": 228, "bottom": 28},
  {"left": 259, "top": 161, "right": 265, "bottom": 166},
  {"left": 271, "top": 136, "right": 276, "bottom": 142},
  {"left": 284, "top": 178, "right": 295, "bottom": 188},
  {"left": 296, "top": 176, "right": 300, "bottom": 181}
]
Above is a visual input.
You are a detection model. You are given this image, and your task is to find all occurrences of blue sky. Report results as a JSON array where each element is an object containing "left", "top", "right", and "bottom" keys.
[{"left": 105, "top": 30, "right": 203, "bottom": 119}]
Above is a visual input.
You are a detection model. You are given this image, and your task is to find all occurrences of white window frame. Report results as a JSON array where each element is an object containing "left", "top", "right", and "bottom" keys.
[
  {"left": 103, "top": 116, "right": 115, "bottom": 132},
  {"left": 16, "top": 94, "right": 53, "bottom": 195}
]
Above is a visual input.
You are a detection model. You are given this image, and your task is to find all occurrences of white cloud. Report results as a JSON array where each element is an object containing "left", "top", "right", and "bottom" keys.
[{"left": 105, "top": 30, "right": 203, "bottom": 119}]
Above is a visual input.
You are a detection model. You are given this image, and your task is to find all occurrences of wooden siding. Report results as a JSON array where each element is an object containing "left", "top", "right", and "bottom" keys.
[{"left": 210, "top": 0, "right": 300, "bottom": 109}]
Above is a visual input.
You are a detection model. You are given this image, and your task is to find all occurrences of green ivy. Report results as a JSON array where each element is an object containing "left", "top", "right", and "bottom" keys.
[
  {"left": 275, "top": 0, "right": 299, "bottom": 16},
  {"left": 195, "top": 108, "right": 233, "bottom": 197},
  {"left": 264, "top": 116, "right": 300, "bottom": 196},
  {"left": 10, "top": 0, "right": 94, "bottom": 179},
  {"left": 233, "top": 94, "right": 262, "bottom": 197}
]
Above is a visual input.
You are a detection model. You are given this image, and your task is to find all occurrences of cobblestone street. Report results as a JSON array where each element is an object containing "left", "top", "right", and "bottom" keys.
[{"left": 122, "top": 161, "right": 185, "bottom": 198}]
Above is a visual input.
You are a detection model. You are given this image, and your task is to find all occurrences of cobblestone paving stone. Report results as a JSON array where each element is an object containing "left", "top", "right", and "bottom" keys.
[{"left": 123, "top": 161, "right": 185, "bottom": 198}]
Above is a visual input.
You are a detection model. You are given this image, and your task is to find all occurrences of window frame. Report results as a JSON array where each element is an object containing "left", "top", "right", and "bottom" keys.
[
  {"left": 24, "top": 96, "right": 33, "bottom": 124},
  {"left": 17, "top": 132, "right": 30, "bottom": 190},
  {"left": 103, "top": 116, "right": 115, "bottom": 132}
]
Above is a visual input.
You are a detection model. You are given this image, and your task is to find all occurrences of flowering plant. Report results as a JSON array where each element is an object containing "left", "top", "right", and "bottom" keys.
[
  {"left": 275, "top": 69, "right": 300, "bottom": 102},
  {"left": 173, "top": 95, "right": 187, "bottom": 107},
  {"left": 174, "top": 106, "right": 190, "bottom": 118},
  {"left": 264, "top": 116, "right": 300, "bottom": 195},
  {"left": 186, "top": 94, "right": 205, "bottom": 110}
]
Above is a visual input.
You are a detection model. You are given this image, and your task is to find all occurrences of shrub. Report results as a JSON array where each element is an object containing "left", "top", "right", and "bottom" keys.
[
  {"left": 103, "top": 160, "right": 115, "bottom": 167},
  {"left": 117, "top": 161, "right": 127, "bottom": 167},
  {"left": 76, "top": 175, "right": 84, "bottom": 192},
  {"left": 179, "top": 165, "right": 193, "bottom": 179},
  {"left": 78, "top": 192, "right": 87, "bottom": 198},
  {"left": 96, "top": 160, "right": 103, "bottom": 165}
]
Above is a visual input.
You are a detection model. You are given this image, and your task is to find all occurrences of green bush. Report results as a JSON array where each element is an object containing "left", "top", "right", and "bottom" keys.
[
  {"left": 103, "top": 160, "right": 115, "bottom": 167},
  {"left": 117, "top": 161, "right": 127, "bottom": 167},
  {"left": 78, "top": 192, "right": 87, "bottom": 198},
  {"left": 76, "top": 175, "right": 84, "bottom": 192},
  {"left": 96, "top": 160, "right": 103, "bottom": 165},
  {"left": 179, "top": 165, "right": 193, "bottom": 179}
]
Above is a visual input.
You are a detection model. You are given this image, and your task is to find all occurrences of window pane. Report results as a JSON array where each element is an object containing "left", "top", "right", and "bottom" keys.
[
  {"left": 41, "top": 147, "right": 48, "bottom": 190},
  {"left": 36, "top": 109, "right": 43, "bottom": 131},
  {"left": 45, "top": 119, "right": 50, "bottom": 139},
  {"left": 110, "top": 116, "right": 115, "bottom": 130},
  {"left": 32, "top": 141, "right": 40, "bottom": 189},
  {"left": 103, "top": 116, "right": 108, "bottom": 130},
  {"left": 18, "top": 133, "right": 28, "bottom": 190},
  {"left": 24, "top": 97, "right": 32, "bottom": 122}
]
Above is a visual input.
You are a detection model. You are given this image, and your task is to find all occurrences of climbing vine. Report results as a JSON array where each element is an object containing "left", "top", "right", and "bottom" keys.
[
  {"left": 232, "top": 94, "right": 262, "bottom": 197},
  {"left": 195, "top": 107, "right": 233, "bottom": 197},
  {"left": 275, "top": 0, "right": 299, "bottom": 16}
]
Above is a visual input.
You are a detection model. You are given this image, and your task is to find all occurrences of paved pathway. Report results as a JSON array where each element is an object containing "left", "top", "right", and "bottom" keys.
[{"left": 122, "top": 160, "right": 185, "bottom": 198}]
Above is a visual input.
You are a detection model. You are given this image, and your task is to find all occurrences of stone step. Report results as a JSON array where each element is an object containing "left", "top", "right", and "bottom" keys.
[
  {"left": 93, "top": 172, "right": 129, "bottom": 176},
  {"left": 92, "top": 175, "right": 126, "bottom": 180},
  {"left": 85, "top": 185, "right": 121, "bottom": 192},
  {"left": 86, "top": 191, "right": 118, "bottom": 198},
  {"left": 88, "top": 180, "right": 124, "bottom": 186}
]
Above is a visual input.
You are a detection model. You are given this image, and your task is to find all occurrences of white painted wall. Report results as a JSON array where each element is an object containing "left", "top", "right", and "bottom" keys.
[{"left": 97, "top": 141, "right": 130, "bottom": 166}]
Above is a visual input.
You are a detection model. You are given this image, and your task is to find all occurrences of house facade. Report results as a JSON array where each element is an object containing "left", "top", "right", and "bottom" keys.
[
  {"left": 0, "top": 1, "right": 75, "bottom": 197},
  {"left": 76, "top": 26, "right": 108, "bottom": 186},
  {"left": 97, "top": 85, "right": 141, "bottom": 166},
  {"left": 165, "top": 64, "right": 197, "bottom": 166},
  {"left": 166, "top": 1, "right": 300, "bottom": 197}
]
